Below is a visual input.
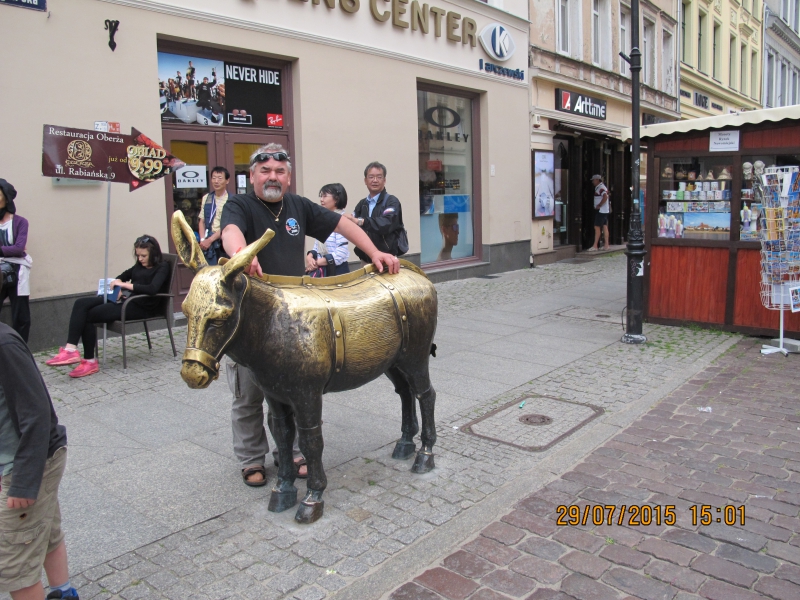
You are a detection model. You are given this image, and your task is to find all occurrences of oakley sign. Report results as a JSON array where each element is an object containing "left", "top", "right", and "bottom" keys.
[
  {"left": 555, "top": 89, "right": 607, "bottom": 121},
  {"left": 479, "top": 24, "right": 515, "bottom": 61}
]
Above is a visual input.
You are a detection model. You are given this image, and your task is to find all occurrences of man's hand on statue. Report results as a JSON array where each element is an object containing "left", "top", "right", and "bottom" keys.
[
  {"left": 371, "top": 252, "right": 400, "bottom": 274},
  {"left": 246, "top": 257, "right": 263, "bottom": 278}
]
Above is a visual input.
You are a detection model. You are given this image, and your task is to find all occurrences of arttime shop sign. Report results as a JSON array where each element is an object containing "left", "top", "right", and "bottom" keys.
[{"left": 555, "top": 89, "right": 607, "bottom": 121}]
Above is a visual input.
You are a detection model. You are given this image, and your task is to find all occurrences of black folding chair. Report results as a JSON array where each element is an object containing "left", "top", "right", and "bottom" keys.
[{"left": 97, "top": 253, "right": 178, "bottom": 371}]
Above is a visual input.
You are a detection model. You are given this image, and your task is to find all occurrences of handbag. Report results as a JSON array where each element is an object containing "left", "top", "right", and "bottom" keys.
[{"left": 1, "top": 261, "right": 18, "bottom": 289}]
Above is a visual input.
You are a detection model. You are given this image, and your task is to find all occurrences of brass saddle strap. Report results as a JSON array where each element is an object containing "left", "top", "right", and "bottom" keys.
[
  {"left": 374, "top": 278, "right": 409, "bottom": 353},
  {"left": 183, "top": 348, "right": 220, "bottom": 373},
  {"left": 304, "top": 286, "right": 345, "bottom": 375}
]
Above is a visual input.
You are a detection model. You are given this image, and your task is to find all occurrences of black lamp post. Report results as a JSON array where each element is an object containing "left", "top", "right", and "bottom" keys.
[{"left": 620, "top": 0, "right": 647, "bottom": 344}]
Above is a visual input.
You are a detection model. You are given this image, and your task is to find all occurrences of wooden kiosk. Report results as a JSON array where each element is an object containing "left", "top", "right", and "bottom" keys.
[{"left": 634, "top": 106, "right": 800, "bottom": 337}]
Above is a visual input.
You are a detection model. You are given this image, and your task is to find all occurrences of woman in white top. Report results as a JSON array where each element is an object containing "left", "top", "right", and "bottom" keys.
[{"left": 306, "top": 183, "right": 351, "bottom": 276}]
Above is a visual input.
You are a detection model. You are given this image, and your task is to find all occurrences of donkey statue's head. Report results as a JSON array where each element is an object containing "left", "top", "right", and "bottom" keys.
[{"left": 171, "top": 211, "right": 274, "bottom": 389}]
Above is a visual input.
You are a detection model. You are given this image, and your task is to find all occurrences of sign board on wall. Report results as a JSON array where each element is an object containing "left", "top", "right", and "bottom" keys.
[
  {"left": 709, "top": 131, "right": 740, "bottom": 152},
  {"left": 555, "top": 89, "right": 607, "bottom": 121},
  {"left": 175, "top": 165, "right": 208, "bottom": 189},
  {"left": 534, "top": 151, "right": 555, "bottom": 217},
  {"left": 0, "top": 0, "right": 46, "bottom": 11},
  {"left": 157, "top": 52, "right": 283, "bottom": 129}
]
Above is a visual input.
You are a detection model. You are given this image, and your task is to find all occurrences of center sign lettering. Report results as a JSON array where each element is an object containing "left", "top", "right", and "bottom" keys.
[
  {"left": 555, "top": 89, "right": 607, "bottom": 121},
  {"left": 291, "top": 0, "right": 478, "bottom": 47}
]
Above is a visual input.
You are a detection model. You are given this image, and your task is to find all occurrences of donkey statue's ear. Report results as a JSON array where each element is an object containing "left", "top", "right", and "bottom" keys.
[
  {"left": 171, "top": 211, "right": 208, "bottom": 274},
  {"left": 221, "top": 228, "right": 275, "bottom": 282}
]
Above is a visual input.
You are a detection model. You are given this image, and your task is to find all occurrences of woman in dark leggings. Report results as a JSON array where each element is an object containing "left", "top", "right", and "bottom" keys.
[{"left": 46, "top": 235, "right": 170, "bottom": 378}]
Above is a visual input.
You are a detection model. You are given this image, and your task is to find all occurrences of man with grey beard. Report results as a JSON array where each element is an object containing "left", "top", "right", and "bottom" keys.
[{"left": 220, "top": 143, "right": 399, "bottom": 487}]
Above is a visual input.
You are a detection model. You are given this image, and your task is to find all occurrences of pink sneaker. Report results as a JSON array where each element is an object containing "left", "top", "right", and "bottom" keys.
[
  {"left": 46, "top": 347, "right": 81, "bottom": 366},
  {"left": 69, "top": 359, "right": 99, "bottom": 378}
]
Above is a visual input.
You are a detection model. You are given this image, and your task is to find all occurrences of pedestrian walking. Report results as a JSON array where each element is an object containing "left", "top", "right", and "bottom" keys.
[
  {"left": 0, "top": 322, "right": 79, "bottom": 600},
  {"left": 588, "top": 174, "right": 610, "bottom": 252}
]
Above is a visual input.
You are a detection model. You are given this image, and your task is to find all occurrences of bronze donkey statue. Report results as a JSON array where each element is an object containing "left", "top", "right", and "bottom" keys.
[{"left": 171, "top": 211, "right": 438, "bottom": 524}]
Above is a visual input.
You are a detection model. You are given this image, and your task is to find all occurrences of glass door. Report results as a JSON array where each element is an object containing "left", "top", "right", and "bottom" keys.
[{"left": 162, "top": 129, "right": 219, "bottom": 305}]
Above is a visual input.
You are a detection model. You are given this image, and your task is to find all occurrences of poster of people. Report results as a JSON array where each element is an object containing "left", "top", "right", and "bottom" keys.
[
  {"left": 158, "top": 52, "right": 283, "bottom": 129},
  {"left": 534, "top": 151, "right": 555, "bottom": 217}
]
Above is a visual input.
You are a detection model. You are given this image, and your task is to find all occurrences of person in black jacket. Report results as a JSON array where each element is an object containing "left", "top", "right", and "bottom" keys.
[
  {"left": 44, "top": 235, "right": 170, "bottom": 378},
  {"left": 345, "top": 162, "right": 407, "bottom": 264},
  {"left": 0, "top": 322, "right": 79, "bottom": 600}
]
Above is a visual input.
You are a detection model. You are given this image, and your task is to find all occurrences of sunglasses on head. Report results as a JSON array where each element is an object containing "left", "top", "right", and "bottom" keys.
[
  {"left": 250, "top": 152, "right": 290, "bottom": 166},
  {"left": 136, "top": 236, "right": 151, "bottom": 244}
]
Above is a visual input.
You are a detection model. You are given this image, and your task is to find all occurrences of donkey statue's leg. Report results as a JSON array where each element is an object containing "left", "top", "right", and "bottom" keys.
[
  {"left": 386, "top": 367, "right": 419, "bottom": 460},
  {"left": 267, "top": 399, "right": 299, "bottom": 513},
  {"left": 294, "top": 395, "right": 327, "bottom": 524},
  {"left": 409, "top": 367, "right": 436, "bottom": 474}
]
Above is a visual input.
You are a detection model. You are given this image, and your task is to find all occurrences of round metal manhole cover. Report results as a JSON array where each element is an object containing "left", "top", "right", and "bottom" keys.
[{"left": 519, "top": 413, "right": 553, "bottom": 426}]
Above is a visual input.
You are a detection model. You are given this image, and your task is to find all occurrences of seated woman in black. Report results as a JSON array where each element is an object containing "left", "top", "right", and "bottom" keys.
[{"left": 45, "top": 235, "right": 170, "bottom": 378}]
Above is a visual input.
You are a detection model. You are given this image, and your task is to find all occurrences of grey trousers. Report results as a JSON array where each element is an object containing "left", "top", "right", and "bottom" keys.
[{"left": 226, "top": 360, "right": 301, "bottom": 468}]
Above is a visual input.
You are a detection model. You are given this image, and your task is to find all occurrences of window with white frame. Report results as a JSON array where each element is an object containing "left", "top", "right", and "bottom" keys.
[
  {"left": 740, "top": 44, "right": 748, "bottom": 96},
  {"left": 779, "top": 61, "right": 788, "bottom": 106},
  {"left": 712, "top": 21, "right": 721, "bottom": 80},
  {"left": 592, "top": 0, "right": 601, "bottom": 64},
  {"left": 766, "top": 52, "right": 775, "bottom": 106},
  {"left": 558, "top": 0, "right": 570, "bottom": 54},
  {"left": 643, "top": 20, "right": 655, "bottom": 85},
  {"left": 752, "top": 51, "right": 759, "bottom": 101},
  {"left": 729, "top": 34, "right": 737, "bottom": 90},
  {"left": 663, "top": 30, "right": 675, "bottom": 95},
  {"left": 620, "top": 7, "right": 631, "bottom": 75},
  {"left": 698, "top": 11, "right": 707, "bottom": 72},
  {"left": 793, "top": 70, "right": 799, "bottom": 105},
  {"left": 795, "top": 0, "right": 800, "bottom": 33},
  {"left": 681, "top": 2, "right": 691, "bottom": 65},
  {"left": 782, "top": 0, "right": 790, "bottom": 23}
]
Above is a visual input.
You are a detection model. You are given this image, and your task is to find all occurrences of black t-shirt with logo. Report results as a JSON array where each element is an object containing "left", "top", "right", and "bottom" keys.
[{"left": 221, "top": 192, "right": 341, "bottom": 276}]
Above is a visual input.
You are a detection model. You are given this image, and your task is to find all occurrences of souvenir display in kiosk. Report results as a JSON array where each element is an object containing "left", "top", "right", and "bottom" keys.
[
  {"left": 757, "top": 167, "right": 800, "bottom": 311},
  {"left": 659, "top": 158, "right": 732, "bottom": 239}
]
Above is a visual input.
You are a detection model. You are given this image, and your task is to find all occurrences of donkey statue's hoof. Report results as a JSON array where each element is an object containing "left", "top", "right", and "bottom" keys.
[
  {"left": 392, "top": 440, "right": 417, "bottom": 460},
  {"left": 295, "top": 499, "right": 325, "bottom": 524},
  {"left": 268, "top": 487, "right": 298, "bottom": 513},
  {"left": 411, "top": 451, "right": 435, "bottom": 473}
]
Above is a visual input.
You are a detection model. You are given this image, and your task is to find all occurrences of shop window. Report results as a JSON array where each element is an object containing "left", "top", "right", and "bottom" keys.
[
  {"left": 418, "top": 90, "right": 475, "bottom": 264},
  {"left": 553, "top": 139, "right": 570, "bottom": 247},
  {"left": 658, "top": 157, "right": 733, "bottom": 241},
  {"left": 740, "top": 154, "right": 800, "bottom": 242}
]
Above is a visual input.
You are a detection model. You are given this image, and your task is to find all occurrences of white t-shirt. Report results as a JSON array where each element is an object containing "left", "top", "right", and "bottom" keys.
[
  {"left": 594, "top": 183, "right": 610, "bottom": 214},
  {"left": 0, "top": 220, "right": 13, "bottom": 246}
]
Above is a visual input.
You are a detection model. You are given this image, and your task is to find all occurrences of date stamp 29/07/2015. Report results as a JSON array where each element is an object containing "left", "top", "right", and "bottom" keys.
[{"left": 555, "top": 504, "right": 746, "bottom": 528}]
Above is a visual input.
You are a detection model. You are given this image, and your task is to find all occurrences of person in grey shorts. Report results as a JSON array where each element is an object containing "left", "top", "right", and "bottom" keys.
[{"left": 0, "top": 322, "right": 78, "bottom": 600}]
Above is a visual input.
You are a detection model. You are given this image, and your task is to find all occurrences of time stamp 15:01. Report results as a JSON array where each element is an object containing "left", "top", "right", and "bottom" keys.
[{"left": 555, "top": 504, "right": 746, "bottom": 527}]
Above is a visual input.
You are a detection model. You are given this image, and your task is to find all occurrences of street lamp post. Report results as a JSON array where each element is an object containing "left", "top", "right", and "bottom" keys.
[{"left": 621, "top": 0, "right": 647, "bottom": 344}]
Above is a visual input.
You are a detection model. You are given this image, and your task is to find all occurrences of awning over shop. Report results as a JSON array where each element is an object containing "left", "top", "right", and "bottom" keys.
[
  {"left": 553, "top": 118, "right": 624, "bottom": 138},
  {"left": 621, "top": 105, "right": 800, "bottom": 141}
]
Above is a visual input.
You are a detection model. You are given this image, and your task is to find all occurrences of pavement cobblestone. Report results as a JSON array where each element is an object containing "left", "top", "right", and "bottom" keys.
[
  {"left": 394, "top": 336, "right": 800, "bottom": 600},
  {"left": 2, "top": 255, "right": 755, "bottom": 600}
]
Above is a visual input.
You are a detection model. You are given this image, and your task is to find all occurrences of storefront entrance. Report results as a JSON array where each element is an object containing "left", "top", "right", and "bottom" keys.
[
  {"left": 162, "top": 129, "right": 290, "bottom": 306},
  {"left": 552, "top": 134, "right": 628, "bottom": 251}
]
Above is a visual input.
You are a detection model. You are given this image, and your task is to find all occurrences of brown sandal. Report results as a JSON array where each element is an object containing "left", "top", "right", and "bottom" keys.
[{"left": 241, "top": 465, "right": 268, "bottom": 487}]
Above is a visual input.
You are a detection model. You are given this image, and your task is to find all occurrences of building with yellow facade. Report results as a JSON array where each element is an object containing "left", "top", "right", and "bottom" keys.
[{"left": 679, "top": 0, "right": 763, "bottom": 118}]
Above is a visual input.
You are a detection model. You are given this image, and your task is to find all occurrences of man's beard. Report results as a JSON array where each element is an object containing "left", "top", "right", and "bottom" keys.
[{"left": 261, "top": 183, "right": 283, "bottom": 201}]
